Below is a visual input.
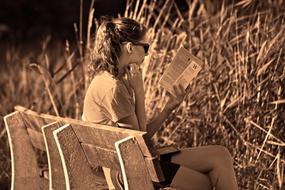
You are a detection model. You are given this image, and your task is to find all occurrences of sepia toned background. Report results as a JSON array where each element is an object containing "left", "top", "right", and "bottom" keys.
[{"left": 0, "top": 0, "right": 285, "bottom": 189}]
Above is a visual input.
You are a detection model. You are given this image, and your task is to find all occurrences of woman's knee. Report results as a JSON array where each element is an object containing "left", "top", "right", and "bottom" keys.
[
  {"left": 211, "top": 145, "right": 233, "bottom": 168},
  {"left": 171, "top": 166, "right": 212, "bottom": 190}
]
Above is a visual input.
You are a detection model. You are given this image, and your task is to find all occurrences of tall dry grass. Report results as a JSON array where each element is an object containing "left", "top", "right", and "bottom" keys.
[{"left": 0, "top": 0, "right": 285, "bottom": 189}]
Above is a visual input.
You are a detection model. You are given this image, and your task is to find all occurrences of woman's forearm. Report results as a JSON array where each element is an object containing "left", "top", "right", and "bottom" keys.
[
  {"left": 146, "top": 106, "right": 172, "bottom": 138},
  {"left": 134, "top": 90, "right": 147, "bottom": 132},
  {"left": 134, "top": 94, "right": 172, "bottom": 137},
  {"left": 134, "top": 90, "right": 174, "bottom": 137}
]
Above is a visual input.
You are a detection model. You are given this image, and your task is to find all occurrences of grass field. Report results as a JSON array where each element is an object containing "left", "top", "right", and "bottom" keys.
[{"left": 0, "top": 0, "right": 285, "bottom": 189}]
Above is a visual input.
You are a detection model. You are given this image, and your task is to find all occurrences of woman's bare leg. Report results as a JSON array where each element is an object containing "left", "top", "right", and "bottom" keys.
[
  {"left": 170, "top": 145, "right": 238, "bottom": 190},
  {"left": 170, "top": 166, "right": 212, "bottom": 190}
]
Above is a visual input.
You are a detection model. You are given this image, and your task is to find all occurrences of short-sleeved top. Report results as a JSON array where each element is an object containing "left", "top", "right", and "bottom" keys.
[{"left": 83, "top": 71, "right": 135, "bottom": 126}]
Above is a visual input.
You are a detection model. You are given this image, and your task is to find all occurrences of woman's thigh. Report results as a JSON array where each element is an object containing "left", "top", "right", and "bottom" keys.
[
  {"left": 170, "top": 145, "right": 232, "bottom": 173},
  {"left": 170, "top": 166, "right": 212, "bottom": 190}
]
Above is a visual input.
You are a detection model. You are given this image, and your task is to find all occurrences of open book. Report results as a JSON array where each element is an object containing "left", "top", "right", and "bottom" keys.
[{"left": 159, "top": 46, "right": 203, "bottom": 96}]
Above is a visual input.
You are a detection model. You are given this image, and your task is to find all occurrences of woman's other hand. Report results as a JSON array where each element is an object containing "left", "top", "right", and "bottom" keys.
[
  {"left": 126, "top": 63, "right": 144, "bottom": 93},
  {"left": 165, "top": 84, "right": 188, "bottom": 111}
]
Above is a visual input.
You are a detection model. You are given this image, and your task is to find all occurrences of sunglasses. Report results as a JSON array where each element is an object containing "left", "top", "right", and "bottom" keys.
[{"left": 131, "top": 41, "right": 150, "bottom": 54}]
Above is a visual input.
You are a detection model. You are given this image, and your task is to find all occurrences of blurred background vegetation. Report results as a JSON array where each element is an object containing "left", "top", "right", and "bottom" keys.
[{"left": 0, "top": 0, "right": 285, "bottom": 189}]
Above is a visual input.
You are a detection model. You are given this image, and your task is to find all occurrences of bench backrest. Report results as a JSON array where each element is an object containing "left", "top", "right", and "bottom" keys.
[
  {"left": 12, "top": 105, "right": 165, "bottom": 190},
  {"left": 54, "top": 122, "right": 165, "bottom": 190},
  {"left": 4, "top": 106, "right": 70, "bottom": 190},
  {"left": 4, "top": 111, "right": 47, "bottom": 190}
]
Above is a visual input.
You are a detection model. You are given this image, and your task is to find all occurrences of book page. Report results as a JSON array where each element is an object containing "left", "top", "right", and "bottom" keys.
[{"left": 159, "top": 46, "right": 203, "bottom": 96}]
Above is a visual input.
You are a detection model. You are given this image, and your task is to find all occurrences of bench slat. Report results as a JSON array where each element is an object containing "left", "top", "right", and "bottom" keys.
[
  {"left": 72, "top": 123, "right": 157, "bottom": 158},
  {"left": 4, "top": 111, "right": 48, "bottom": 190},
  {"left": 145, "top": 157, "right": 165, "bottom": 182},
  {"left": 82, "top": 143, "right": 165, "bottom": 183},
  {"left": 54, "top": 124, "right": 108, "bottom": 190},
  {"left": 27, "top": 128, "right": 46, "bottom": 151},
  {"left": 18, "top": 108, "right": 54, "bottom": 130},
  {"left": 16, "top": 176, "right": 48, "bottom": 190},
  {"left": 115, "top": 137, "right": 154, "bottom": 190},
  {"left": 81, "top": 143, "right": 120, "bottom": 170},
  {"left": 14, "top": 107, "right": 70, "bottom": 190},
  {"left": 42, "top": 121, "right": 66, "bottom": 190},
  {"left": 73, "top": 124, "right": 165, "bottom": 183}
]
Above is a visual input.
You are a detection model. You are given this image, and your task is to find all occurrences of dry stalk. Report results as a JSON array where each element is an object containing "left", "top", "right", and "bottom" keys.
[
  {"left": 145, "top": 1, "right": 156, "bottom": 27},
  {"left": 86, "top": 0, "right": 95, "bottom": 50},
  {"left": 0, "top": 128, "right": 6, "bottom": 139},
  {"left": 132, "top": 0, "right": 140, "bottom": 20},
  {"left": 276, "top": 151, "right": 284, "bottom": 189},
  {"left": 29, "top": 64, "right": 60, "bottom": 116},
  {"left": 136, "top": 0, "right": 147, "bottom": 22},
  {"left": 245, "top": 141, "right": 285, "bottom": 164},
  {"left": 153, "top": 0, "right": 173, "bottom": 30},
  {"left": 65, "top": 41, "right": 80, "bottom": 119},
  {"left": 256, "top": 116, "right": 277, "bottom": 161},
  {"left": 244, "top": 118, "right": 284, "bottom": 144}
]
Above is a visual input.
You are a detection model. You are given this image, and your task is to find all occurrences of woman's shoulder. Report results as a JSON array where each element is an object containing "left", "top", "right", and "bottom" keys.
[
  {"left": 88, "top": 71, "right": 124, "bottom": 95},
  {"left": 91, "top": 71, "right": 121, "bottom": 86}
]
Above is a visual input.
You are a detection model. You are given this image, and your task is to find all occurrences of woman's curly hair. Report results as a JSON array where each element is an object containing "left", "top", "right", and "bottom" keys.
[{"left": 88, "top": 17, "right": 147, "bottom": 80}]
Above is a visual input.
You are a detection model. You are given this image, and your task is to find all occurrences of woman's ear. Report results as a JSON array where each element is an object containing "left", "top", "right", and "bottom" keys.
[{"left": 126, "top": 42, "right": 133, "bottom": 54}]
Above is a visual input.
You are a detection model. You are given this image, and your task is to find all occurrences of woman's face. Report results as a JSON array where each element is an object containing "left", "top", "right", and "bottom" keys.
[
  {"left": 129, "top": 36, "right": 149, "bottom": 64},
  {"left": 120, "top": 35, "right": 149, "bottom": 71}
]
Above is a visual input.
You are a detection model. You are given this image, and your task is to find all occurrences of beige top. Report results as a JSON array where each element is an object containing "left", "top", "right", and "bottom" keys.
[{"left": 83, "top": 71, "right": 135, "bottom": 126}]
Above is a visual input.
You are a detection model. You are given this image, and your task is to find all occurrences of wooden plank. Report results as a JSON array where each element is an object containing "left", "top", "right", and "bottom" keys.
[
  {"left": 81, "top": 143, "right": 120, "bottom": 170},
  {"left": 54, "top": 124, "right": 108, "bottom": 190},
  {"left": 4, "top": 111, "right": 47, "bottom": 190},
  {"left": 82, "top": 143, "right": 164, "bottom": 183},
  {"left": 16, "top": 177, "right": 48, "bottom": 190},
  {"left": 17, "top": 107, "right": 55, "bottom": 130},
  {"left": 42, "top": 121, "right": 66, "bottom": 190},
  {"left": 145, "top": 157, "right": 165, "bottom": 182},
  {"left": 16, "top": 105, "right": 158, "bottom": 158},
  {"left": 72, "top": 123, "right": 157, "bottom": 158},
  {"left": 15, "top": 106, "right": 165, "bottom": 186},
  {"left": 27, "top": 128, "right": 46, "bottom": 151},
  {"left": 115, "top": 136, "right": 154, "bottom": 190}
]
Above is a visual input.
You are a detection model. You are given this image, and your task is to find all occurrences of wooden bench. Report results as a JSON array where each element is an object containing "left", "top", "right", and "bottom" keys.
[
  {"left": 5, "top": 106, "right": 110, "bottom": 190},
  {"left": 4, "top": 108, "right": 66, "bottom": 189},
  {"left": 5, "top": 106, "right": 169, "bottom": 190},
  {"left": 53, "top": 122, "right": 166, "bottom": 190}
]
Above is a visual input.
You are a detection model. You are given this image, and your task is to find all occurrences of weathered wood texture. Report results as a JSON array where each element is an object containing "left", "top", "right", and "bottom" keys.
[
  {"left": 14, "top": 105, "right": 165, "bottom": 188},
  {"left": 72, "top": 123, "right": 157, "bottom": 158},
  {"left": 15, "top": 105, "right": 158, "bottom": 157},
  {"left": 26, "top": 127, "right": 46, "bottom": 150},
  {"left": 77, "top": 125, "right": 165, "bottom": 183},
  {"left": 115, "top": 137, "right": 154, "bottom": 190},
  {"left": 54, "top": 124, "right": 165, "bottom": 189},
  {"left": 4, "top": 112, "right": 48, "bottom": 190},
  {"left": 5, "top": 107, "right": 69, "bottom": 190},
  {"left": 54, "top": 125, "right": 108, "bottom": 190},
  {"left": 82, "top": 143, "right": 120, "bottom": 170},
  {"left": 145, "top": 156, "right": 165, "bottom": 182},
  {"left": 42, "top": 121, "right": 66, "bottom": 189}
]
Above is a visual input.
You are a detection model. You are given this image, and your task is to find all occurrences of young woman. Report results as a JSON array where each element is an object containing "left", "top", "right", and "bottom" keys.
[{"left": 83, "top": 17, "right": 238, "bottom": 190}]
